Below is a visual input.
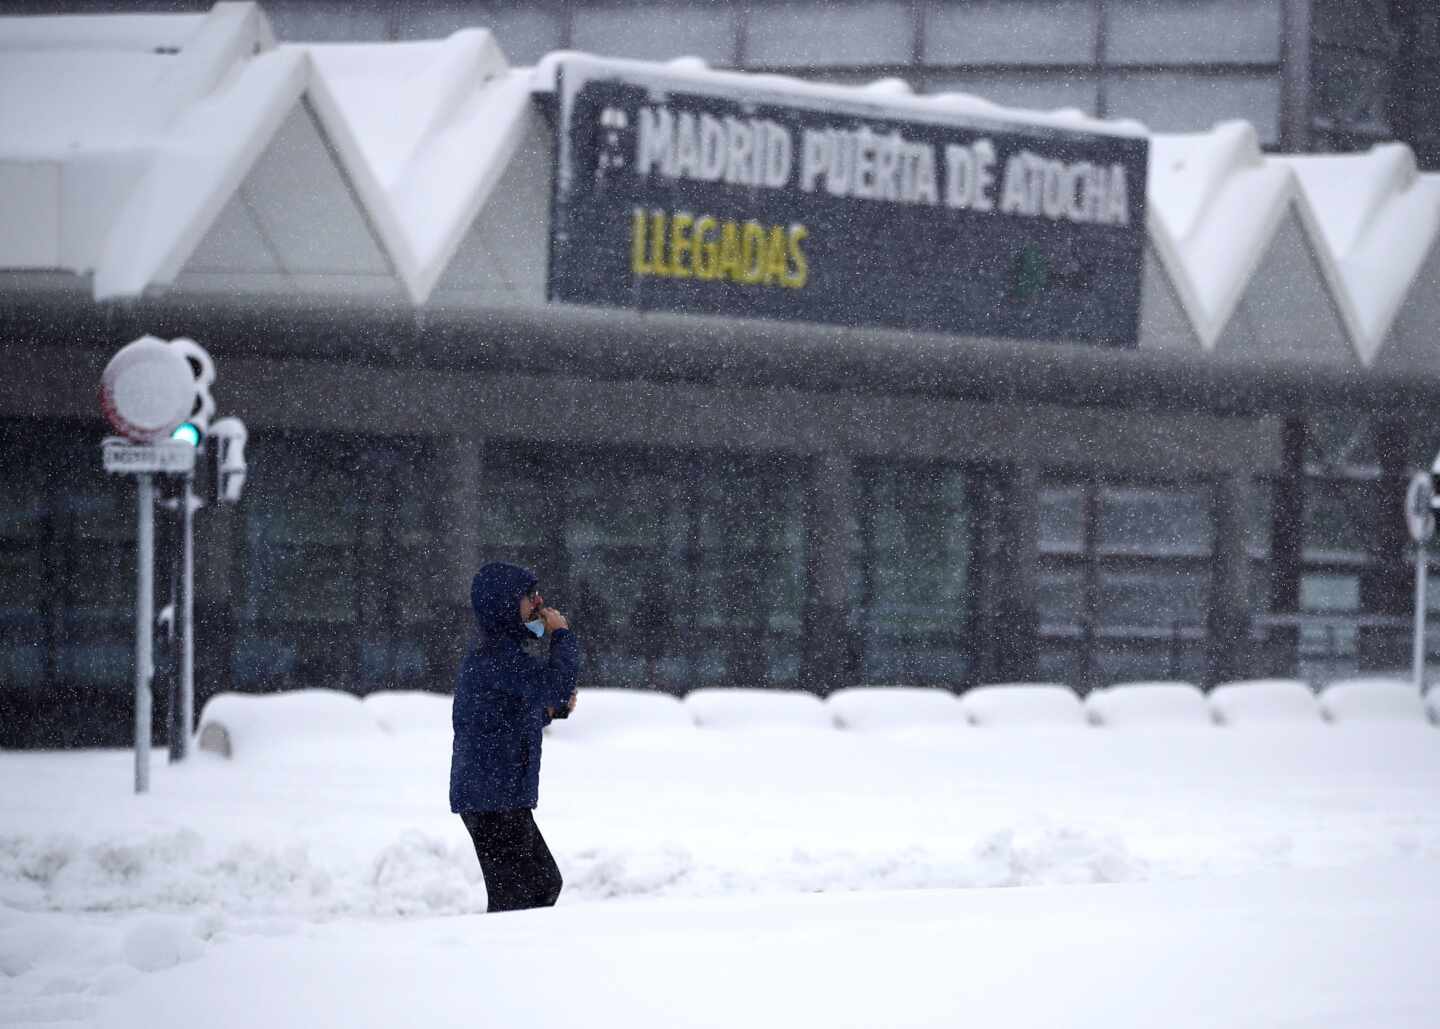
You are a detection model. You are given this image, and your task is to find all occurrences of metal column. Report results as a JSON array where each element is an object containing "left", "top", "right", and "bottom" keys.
[
  {"left": 1413, "top": 543, "right": 1429, "bottom": 693},
  {"left": 134, "top": 473, "right": 154, "bottom": 794},
  {"left": 177, "top": 473, "right": 195, "bottom": 760}
]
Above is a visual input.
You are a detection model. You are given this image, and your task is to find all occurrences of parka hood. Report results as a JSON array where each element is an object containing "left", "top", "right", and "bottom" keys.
[{"left": 471, "top": 561, "right": 537, "bottom": 642}]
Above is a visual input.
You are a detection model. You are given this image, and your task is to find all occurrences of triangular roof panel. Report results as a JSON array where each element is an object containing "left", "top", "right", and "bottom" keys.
[
  {"left": 176, "top": 98, "right": 396, "bottom": 295},
  {"left": 1213, "top": 209, "right": 1354, "bottom": 366},
  {"left": 1279, "top": 149, "right": 1440, "bottom": 363},
  {"left": 1374, "top": 234, "right": 1440, "bottom": 371},
  {"left": 299, "top": 30, "right": 531, "bottom": 304},
  {"left": 1147, "top": 122, "right": 1299, "bottom": 351}
]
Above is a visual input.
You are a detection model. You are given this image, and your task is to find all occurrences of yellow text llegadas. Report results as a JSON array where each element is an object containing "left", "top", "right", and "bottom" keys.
[{"left": 631, "top": 209, "right": 809, "bottom": 288}]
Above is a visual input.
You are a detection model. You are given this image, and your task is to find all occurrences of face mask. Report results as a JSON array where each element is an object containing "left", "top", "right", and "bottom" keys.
[{"left": 525, "top": 618, "right": 546, "bottom": 638}]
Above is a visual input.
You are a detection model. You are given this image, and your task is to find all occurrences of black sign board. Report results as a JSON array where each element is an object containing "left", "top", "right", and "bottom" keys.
[{"left": 548, "top": 58, "right": 1150, "bottom": 347}]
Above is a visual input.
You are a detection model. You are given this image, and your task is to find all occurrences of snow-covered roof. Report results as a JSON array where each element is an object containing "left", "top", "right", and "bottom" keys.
[{"left": 1, "top": 2, "right": 1438, "bottom": 370}]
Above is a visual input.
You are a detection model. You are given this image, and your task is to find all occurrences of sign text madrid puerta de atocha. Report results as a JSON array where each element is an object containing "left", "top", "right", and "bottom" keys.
[{"left": 549, "top": 58, "right": 1150, "bottom": 346}]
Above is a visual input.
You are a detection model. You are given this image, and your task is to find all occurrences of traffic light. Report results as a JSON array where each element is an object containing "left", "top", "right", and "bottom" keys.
[
  {"left": 165, "top": 338, "right": 215, "bottom": 448},
  {"left": 209, "top": 417, "right": 248, "bottom": 504},
  {"left": 100, "top": 335, "right": 216, "bottom": 446}
]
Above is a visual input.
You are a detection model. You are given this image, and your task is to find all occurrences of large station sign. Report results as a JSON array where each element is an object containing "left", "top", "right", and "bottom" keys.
[{"left": 548, "top": 57, "right": 1150, "bottom": 347}]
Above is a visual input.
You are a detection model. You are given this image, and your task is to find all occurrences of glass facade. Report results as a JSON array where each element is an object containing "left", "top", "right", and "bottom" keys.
[{"left": 4, "top": 409, "right": 1431, "bottom": 745}]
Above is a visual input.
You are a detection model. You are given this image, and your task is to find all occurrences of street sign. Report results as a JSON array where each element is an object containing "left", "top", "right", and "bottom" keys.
[
  {"left": 549, "top": 56, "right": 1150, "bottom": 346},
  {"left": 102, "top": 437, "right": 196, "bottom": 475},
  {"left": 1406, "top": 471, "right": 1436, "bottom": 543}
]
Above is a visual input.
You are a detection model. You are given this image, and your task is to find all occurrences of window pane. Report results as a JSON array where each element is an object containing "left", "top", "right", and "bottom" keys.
[
  {"left": 488, "top": 446, "right": 806, "bottom": 689},
  {"left": 1037, "top": 639, "right": 1083, "bottom": 686},
  {"left": 1098, "top": 567, "right": 1209, "bottom": 629},
  {"left": 0, "top": 448, "right": 49, "bottom": 688},
  {"left": 923, "top": 1, "right": 1097, "bottom": 66},
  {"left": 54, "top": 479, "right": 134, "bottom": 691},
  {"left": 564, "top": 454, "right": 685, "bottom": 665},
  {"left": 863, "top": 464, "right": 973, "bottom": 636},
  {"left": 397, "top": 4, "right": 565, "bottom": 63},
  {"left": 59, "top": 539, "right": 135, "bottom": 623},
  {"left": 1037, "top": 563, "right": 1085, "bottom": 627},
  {"left": 573, "top": 3, "right": 737, "bottom": 64},
  {"left": 239, "top": 444, "right": 364, "bottom": 627},
  {"left": 1250, "top": 558, "right": 1273, "bottom": 614},
  {"left": 1306, "top": 415, "right": 1377, "bottom": 470},
  {"left": 694, "top": 458, "right": 805, "bottom": 638},
  {"left": 747, "top": 2, "right": 913, "bottom": 68},
  {"left": 1106, "top": 73, "right": 1282, "bottom": 143},
  {"left": 479, "top": 449, "right": 551, "bottom": 549},
  {"left": 1039, "top": 485, "right": 1085, "bottom": 552},
  {"left": 0, "top": 641, "right": 45, "bottom": 689},
  {"left": 55, "top": 643, "right": 130, "bottom": 688},
  {"left": 1303, "top": 479, "right": 1374, "bottom": 557},
  {"left": 1098, "top": 486, "right": 1213, "bottom": 556},
  {"left": 859, "top": 462, "right": 974, "bottom": 685},
  {"left": 1106, "top": 0, "right": 1282, "bottom": 65},
  {"left": 926, "top": 72, "right": 1099, "bottom": 116},
  {"left": 1248, "top": 480, "right": 1273, "bottom": 558},
  {"left": 1312, "top": 46, "right": 1394, "bottom": 138},
  {"left": 0, "top": 526, "right": 46, "bottom": 689},
  {"left": 862, "top": 637, "right": 971, "bottom": 683},
  {"left": 1301, "top": 573, "right": 1360, "bottom": 612},
  {"left": 1094, "top": 639, "right": 1207, "bottom": 684}
]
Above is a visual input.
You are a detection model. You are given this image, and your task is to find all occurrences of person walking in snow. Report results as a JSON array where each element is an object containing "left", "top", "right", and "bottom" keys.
[{"left": 451, "top": 561, "right": 580, "bottom": 912}]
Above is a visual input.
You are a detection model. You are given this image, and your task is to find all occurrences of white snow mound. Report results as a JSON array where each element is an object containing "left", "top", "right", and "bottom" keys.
[
  {"left": 121, "top": 916, "right": 205, "bottom": 972},
  {"left": 196, "top": 688, "right": 386, "bottom": 757},
  {"left": 826, "top": 686, "right": 967, "bottom": 730},
  {"left": 1084, "top": 681, "right": 1215, "bottom": 727},
  {"left": 1319, "top": 678, "right": 1428, "bottom": 724},
  {"left": 362, "top": 690, "right": 452, "bottom": 735},
  {"left": 960, "top": 684, "right": 1087, "bottom": 727},
  {"left": 684, "top": 688, "right": 831, "bottom": 730},
  {"left": 546, "top": 688, "right": 695, "bottom": 740},
  {"left": 1208, "top": 679, "right": 1321, "bottom": 725}
]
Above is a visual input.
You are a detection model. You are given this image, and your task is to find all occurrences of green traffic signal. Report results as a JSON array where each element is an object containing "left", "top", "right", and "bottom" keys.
[{"left": 171, "top": 422, "right": 203, "bottom": 447}]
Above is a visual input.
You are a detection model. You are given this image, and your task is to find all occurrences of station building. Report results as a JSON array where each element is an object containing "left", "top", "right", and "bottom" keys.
[{"left": 2, "top": 2, "right": 1439, "bottom": 746}]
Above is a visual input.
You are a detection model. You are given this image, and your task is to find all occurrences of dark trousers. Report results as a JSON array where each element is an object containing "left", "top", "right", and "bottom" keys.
[{"left": 460, "top": 809, "right": 563, "bottom": 913}]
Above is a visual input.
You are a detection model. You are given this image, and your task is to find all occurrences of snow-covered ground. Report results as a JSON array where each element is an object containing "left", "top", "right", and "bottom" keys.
[{"left": 3, "top": 689, "right": 1440, "bottom": 1027}]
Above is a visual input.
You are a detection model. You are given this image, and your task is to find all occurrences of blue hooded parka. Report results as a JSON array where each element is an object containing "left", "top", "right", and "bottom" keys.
[{"left": 450, "top": 562, "right": 580, "bottom": 813}]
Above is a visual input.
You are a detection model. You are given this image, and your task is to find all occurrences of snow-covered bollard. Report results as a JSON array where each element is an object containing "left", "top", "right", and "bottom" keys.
[
  {"left": 958, "top": 683, "right": 1087, "bottom": 727},
  {"left": 195, "top": 688, "right": 387, "bottom": 759},
  {"left": 1083, "top": 681, "right": 1215, "bottom": 727},
  {"left": 1207, "top": 679, "right": 1321, "bottom": 726},
  {"left": 684, "top": 688, "right": 831, "bottom": 730},
  {"left": 1318, "top": 677, "right": 1429, "bottom": 724},
  {"left": 545, "top": 688, "right": 694, "bottom": 740},
  {"left": 825, "top": 686, "right": 967, "bottom": 730}
]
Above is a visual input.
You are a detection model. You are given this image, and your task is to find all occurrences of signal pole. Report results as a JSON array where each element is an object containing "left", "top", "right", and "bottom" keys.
[
  {"left": 177, "top": 470, "right": 198, "bottom": 762},
  {"left": 135, "top": 472, "right": 155, "bottom": 794}
]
